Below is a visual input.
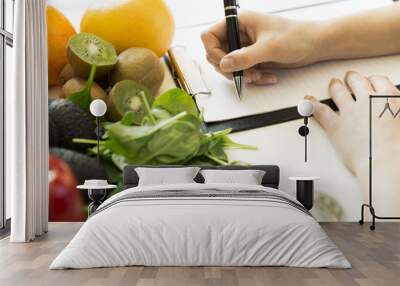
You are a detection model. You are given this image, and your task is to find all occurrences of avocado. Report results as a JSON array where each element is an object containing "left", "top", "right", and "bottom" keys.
[
  {"left": 49, "top": 99, "right": 96, "bottom": 152},
  {"left": 50, "top": 148, "right": 107, "bottom": 185},
  {"left": 49, "top": 117, "right": 59, "bottom": 147}
]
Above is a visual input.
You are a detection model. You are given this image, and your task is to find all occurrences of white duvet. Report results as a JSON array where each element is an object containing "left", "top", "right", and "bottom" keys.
[{"left": 50, "top": 183, "right": 350, "bottom": 269}]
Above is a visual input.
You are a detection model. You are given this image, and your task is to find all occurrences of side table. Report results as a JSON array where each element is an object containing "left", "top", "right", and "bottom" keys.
[
  {"left": 289, "top": 177, "right": 320, "bottom": 210},
  {"left": 77, "top": 180, "right": 117, "bottom": 216}
]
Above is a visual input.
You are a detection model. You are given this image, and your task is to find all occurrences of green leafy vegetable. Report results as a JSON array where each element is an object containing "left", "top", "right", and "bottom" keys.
[
  {"left": 67, "top": 64, "right": 96, "bottom": 112},
  {"left": 153, "top": 88, "right": 198, "bottom": 116},
  {"left": 73, "top": 88, "right": 257, "bottom": 179}
]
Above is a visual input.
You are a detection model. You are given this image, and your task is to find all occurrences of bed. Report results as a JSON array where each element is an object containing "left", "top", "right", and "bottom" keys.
[{"left": 50, "top": 165, "right": 350, "bottom": 269}]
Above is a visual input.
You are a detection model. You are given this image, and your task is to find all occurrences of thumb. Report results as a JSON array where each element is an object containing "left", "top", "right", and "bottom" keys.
[{"left": 220, "top": 43, "right": 265, "bottom": 72}]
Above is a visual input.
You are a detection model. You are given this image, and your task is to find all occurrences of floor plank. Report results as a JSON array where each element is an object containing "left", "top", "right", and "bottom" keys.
[{"left": 0, "top": 222, "right": 399, "bottom": 286}]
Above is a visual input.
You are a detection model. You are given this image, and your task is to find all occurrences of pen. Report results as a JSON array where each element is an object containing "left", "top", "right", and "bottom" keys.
[{"left": 223, "top": 0, "right": 243, "bottom": 99}]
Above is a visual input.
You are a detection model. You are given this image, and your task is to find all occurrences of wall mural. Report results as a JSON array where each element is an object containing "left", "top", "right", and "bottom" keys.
[
  {"left": 47, "top": 0, "right": 253, "bottom": 221},
  {"left": 47, "top": 0, "right": 400, "bottom": 223}
]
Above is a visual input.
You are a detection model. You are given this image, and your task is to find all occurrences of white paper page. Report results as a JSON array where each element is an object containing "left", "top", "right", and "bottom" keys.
[{"left": 172, "top": 0, "right": 400, "bottom": 122}]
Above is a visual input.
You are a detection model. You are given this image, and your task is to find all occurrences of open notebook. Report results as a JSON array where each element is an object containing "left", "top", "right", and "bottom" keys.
[{"left": 168, "top": 0, "right": 400, "bottom": 132}]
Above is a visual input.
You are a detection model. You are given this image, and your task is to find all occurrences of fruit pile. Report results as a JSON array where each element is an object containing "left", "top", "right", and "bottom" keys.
[
  {"left": 47, "top": 1, "right": 174, "bottom": 221},
  {"left": 46, "top": 1, "right": 256, "bottom": 221}
]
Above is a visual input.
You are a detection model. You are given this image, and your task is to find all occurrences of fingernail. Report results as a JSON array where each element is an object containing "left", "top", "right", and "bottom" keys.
[
  {"left": 329, "top": 78, "right": 343, "bottom": 90},
  {"left": 345, "top": 70, "right": 359, "bottom": 82},
  {"left": 304, "top": 95, "right": 314, "bottom": 100},
  {"left": 329, "top": 78, "right": 341, "bottom": 86},
  {"left": 220, "top": 57, "right": 235, "bottom": 70}
]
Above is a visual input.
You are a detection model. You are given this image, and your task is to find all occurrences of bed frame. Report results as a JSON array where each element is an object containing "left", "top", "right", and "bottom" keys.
[{"left": 123, "top": 165, "right": 280, "bottom": 189}]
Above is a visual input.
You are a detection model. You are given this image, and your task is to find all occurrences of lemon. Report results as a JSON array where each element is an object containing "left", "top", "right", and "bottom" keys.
[{"left": 80, "top": 0, "right": 175, "bottom": 57}]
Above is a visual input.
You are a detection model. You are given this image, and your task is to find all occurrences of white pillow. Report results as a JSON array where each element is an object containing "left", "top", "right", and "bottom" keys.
[
  {"left": 135, "top": 167, "right": 200, "bottom": 186},
  {"left": 200, "top": 169, "right": 266, "bottom": 185}
]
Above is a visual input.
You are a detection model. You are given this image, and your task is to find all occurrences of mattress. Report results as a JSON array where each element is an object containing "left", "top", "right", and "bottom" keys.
[{"left": 50, "top": 183, "right": 350, "bottom": 269}]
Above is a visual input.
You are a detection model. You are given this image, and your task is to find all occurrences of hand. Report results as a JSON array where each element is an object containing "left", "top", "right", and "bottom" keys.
[
  {"left": 201, "top": 11, "right": 320, "bottom": 84},
  {"left": 307, "top": 72, "right": 400, "bottom": 214}
]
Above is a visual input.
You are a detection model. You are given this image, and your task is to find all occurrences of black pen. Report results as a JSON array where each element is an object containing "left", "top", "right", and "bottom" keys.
[{"left": 223, "top": 0, "right": 243, "bottom": 99}]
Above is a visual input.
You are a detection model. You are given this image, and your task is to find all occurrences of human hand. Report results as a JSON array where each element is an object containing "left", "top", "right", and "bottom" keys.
[
  {"left": 201, "top": 11, "right": 321, "bottom": 84},
  {"left": 307, "top": 72, "right": 400, "bottom": 213}
]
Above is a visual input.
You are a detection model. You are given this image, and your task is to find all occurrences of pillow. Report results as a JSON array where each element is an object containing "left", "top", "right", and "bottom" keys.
[
  {"left": 135, "top": 167, "right": 201, "bottom": 186},
  {"left": 200, "top": 169, "right": 266, "bottom": 185}
]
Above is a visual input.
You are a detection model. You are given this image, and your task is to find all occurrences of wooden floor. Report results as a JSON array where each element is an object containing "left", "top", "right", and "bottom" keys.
[{"left": 0, "top": 223, "right": 399, "bottom": 286}]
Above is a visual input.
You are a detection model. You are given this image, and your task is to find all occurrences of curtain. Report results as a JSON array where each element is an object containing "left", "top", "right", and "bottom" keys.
[{"left": 8, "top": 0, "right": 48, "bottom": 242}]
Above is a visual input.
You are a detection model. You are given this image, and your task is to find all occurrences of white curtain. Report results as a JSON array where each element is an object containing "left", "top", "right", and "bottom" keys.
[{"left": 8, "top": 0, "right": 48, "bottom": 242}]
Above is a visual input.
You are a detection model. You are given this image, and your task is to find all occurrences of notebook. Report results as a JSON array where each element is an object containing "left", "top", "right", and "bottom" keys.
[{"left": 168, "top": 0, "right": 400, "bottom": 132}]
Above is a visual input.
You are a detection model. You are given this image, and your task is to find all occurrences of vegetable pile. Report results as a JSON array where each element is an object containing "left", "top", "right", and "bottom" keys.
[{"left": 74, "top": 88, "right": 257, "bottom": 179}]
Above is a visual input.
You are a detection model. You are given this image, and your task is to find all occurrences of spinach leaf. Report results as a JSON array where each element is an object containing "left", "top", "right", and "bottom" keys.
[
  {"left": 67, "top": 64, "right": 96, "bottom": 112},
  {"left": 105, "top": 111, "right": 188, "bottom": 162},
  {"left": 138, "top": 120, "right": 201, "bottom": 164},
  {"left": 142, "top": 108, "right": 171, "bottom": 125},
  {"left": 120, "top": 111, "right": 136, "bottom": 126},
  {"left": 153, "top": 88, "right": 198, "bottom": 116}
]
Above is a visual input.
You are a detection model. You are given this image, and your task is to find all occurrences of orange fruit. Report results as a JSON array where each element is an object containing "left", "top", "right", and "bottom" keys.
[
  {"left": 80, "top": 0, "right": 175, "bottom": 57},
  {"left": 46, "top": 5, "right": 76, "bottom": 86}
]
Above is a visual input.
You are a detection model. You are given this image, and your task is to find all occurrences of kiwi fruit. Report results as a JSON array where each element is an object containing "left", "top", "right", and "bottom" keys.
[
  {"left": 110, "top": 47, "right": 164, "bottom": 96},
  {"left": 48, "top": 86, "right": 65, "bottom": 100},
  {"left": 107, "top": 80, "right": 152, "bottom": 124},
  {"left": 59, "top": 64, "right": 75, "bottom": 86},
  {"left": 62, "top": 77, "right": 107, "bottom": 102},
  {"left": 67, "top": 32, "right": 117, "bottom": 79}
]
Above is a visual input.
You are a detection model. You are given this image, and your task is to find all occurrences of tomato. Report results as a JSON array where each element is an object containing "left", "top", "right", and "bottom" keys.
[{"left": 49, "top": 155, "right": 85, "bottom": 221}]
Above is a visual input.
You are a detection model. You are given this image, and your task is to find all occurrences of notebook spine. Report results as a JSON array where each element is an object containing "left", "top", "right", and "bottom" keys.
[{"left": 167, "top": 46, "right": 211, "bottom": 97}]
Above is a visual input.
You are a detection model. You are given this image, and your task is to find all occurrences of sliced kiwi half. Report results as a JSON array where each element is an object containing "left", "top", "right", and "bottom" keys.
[
  {"left": 67, "top": 32, "right": 117, "bottom": 79},
  {"left": 107, "top": 80, "right": 153, "bottom": 124}
]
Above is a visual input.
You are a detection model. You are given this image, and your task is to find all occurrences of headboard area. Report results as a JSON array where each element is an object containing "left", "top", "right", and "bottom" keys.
[{"left": 123, "top": 165, "right": 280, "bottom": 189}]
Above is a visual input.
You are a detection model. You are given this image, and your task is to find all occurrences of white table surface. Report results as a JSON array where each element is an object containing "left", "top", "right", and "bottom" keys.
[
  {"left": 289, "top": 177, "right": 321, "bottom": 181},
  {"left": 47, "top": 0, "right": 396, "bottom": 221}
]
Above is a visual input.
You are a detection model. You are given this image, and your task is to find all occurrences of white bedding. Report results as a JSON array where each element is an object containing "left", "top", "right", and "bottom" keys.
[{"left": 50, "top": 183, "right": 350, "bottom": 269}]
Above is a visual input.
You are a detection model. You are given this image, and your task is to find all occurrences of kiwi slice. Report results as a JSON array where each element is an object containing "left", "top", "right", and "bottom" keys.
[
  {"left": 107, "top": 80, "right": 152, "bottom": 124},
  {"left": 67, "top": 32, "right": 117, "bottom": 79}
]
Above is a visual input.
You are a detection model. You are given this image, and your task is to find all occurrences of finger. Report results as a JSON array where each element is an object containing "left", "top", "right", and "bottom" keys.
[
  {"left": 206, "top": 54, "right": 219, "bottom": 66},
  {"left": 369, "top": 75, "right": 400, "bottom": 95},
  {"left": 211, "top": 63, "right": 277, "bottom": 86},
  {"left": 201, "top": 21, "right": 228, "bottom": 63},
  {"left": 369, "top": 75, "right": 400, "bottom": 111},
  {"left": 202, "top": 20, "right": 227, "bottom": 43},
  {"left": 305, "top": 95, "right": 338, "bottom": 131},
  {"left": 211, "top": 61, "right": 261, "bottom": 82},
  {"left": 219, "top": 42, "right": 266, "bottom": 72},
  {"left": 329, "top": 78, "right": 354, "bottom": 110},
  {"left": 211, "top": 63, "right": 233, "bottom": 80},
  {"left": 344, "top": 71, "right": 374, "bottom": 100}
]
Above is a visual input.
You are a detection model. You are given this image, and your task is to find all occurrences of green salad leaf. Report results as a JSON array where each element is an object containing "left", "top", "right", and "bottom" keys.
[
  {"left": 67, "top": 64, "right": 96, "bottom": 112},
  {"left": 73, "top": 88, "right": 257, "bottom": 180},
  {"left": 153, "top": 88, "right": 198, "bottom": 116}
]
